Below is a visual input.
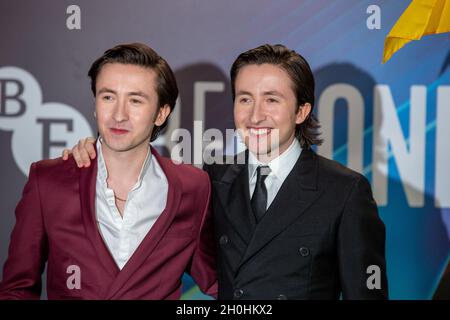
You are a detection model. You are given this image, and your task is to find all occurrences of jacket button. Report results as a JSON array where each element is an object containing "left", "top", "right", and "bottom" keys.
[
  {"left": 233, "top": 289, "right": 244, "bottom": 299},
  {"left": 299, "top": 246, "right": 310, "bottom": 257},
  {"left": 277, "top": 294, "right": 287, "bottom": 300},
  {"left": 219, "top": 235, "right": 229, "bottom": 245}
]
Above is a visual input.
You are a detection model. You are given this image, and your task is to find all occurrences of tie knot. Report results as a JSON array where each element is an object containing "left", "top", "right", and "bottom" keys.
[{"left": 256, "top": 165, "right": 271, "bottom": 181}]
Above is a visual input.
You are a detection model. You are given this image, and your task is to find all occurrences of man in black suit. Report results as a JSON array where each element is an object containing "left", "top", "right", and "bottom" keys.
[
  {"left": 203, "top": 44, "right": 388, "bottom": 300},
  {"left": 65, "top": 44, "right": 388, "bottom": 300}
]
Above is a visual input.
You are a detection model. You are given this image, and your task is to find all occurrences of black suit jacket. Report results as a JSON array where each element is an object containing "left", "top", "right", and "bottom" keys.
[{"left": 204, "top": 148, "right": 388, "bottom": 300}]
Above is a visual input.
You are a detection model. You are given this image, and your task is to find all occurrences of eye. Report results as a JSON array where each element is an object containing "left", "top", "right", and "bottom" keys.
[
  {"left": 130, "top": 98, "right": 143, "bottom": 104},
  {"left": 267, "top": 98, "right": 279, "bottom": 103},
  {"left": 239, "top": 97, "right": 252, "bottom": 104},
  {"left": 102, "top": 95, "right": 113, "bottom": 101}
]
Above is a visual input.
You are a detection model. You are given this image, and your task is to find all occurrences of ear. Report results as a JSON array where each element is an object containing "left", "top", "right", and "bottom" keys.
[
  {"left": 154, "top": 104, "right": 171, "bottom": 126},
  {"left": 295, "top": 103, "right": 311, "bottom": 124}
]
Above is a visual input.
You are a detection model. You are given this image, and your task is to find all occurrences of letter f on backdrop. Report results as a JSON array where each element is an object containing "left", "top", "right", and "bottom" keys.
[{"left": 383, "top": 0, "right": 450, "bottom": 63}]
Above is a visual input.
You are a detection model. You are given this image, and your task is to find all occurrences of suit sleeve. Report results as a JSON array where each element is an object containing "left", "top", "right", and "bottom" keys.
[
  {"left": 0, "top": 163, "right": 48, "bottom": 299},
  {"left": 337, "top": 175, "right": 388, "bottom": 299},
  {"left": 187, "top": 171, "right": 218, "bottom": 299}
]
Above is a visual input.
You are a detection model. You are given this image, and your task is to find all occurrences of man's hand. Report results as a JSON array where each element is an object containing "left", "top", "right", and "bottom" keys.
[{"left": 62, "top": 137, "right": 97, "bottom": 167}]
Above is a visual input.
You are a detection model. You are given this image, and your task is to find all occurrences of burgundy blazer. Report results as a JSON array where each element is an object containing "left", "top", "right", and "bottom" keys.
[{"left": 0, "top": 147, "right": 217, "bottom": 299}]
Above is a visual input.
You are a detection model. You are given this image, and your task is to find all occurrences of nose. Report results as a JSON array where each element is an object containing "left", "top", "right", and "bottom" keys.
[
  {"left": 250, "top": 99, "right": 266, "bottom": 124},
  {"left": 113, "top": 98, "right": 128, "bottom": 122}
]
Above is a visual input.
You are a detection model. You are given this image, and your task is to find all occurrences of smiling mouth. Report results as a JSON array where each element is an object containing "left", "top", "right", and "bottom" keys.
[{"left": 248, "top": 128, "right": 272, "bottom": 136}]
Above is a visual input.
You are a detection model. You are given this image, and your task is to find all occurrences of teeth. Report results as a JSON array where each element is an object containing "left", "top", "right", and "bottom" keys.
[{"left": 249, "top": 128, "right": 270, "bottom": 135}]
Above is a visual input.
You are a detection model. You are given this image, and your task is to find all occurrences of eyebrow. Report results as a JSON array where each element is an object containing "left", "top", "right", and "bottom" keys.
[
  {"left": 97, "top": 88, "right": 150, "bottom": 100},
  {"left": 263, "top": 90, "right": 286, "bottom": 98},
  {"left": 235, "top": 90, "right": 286, "bottom": 98},
  {"left": 97, "top": 88, "right": 116, "bottom": 95},
  {"left": 235, "top": 90, "right": 252, "bottom": 97},
  {"left": 128, "top": 91, "right": 150, "bottom": 100}
]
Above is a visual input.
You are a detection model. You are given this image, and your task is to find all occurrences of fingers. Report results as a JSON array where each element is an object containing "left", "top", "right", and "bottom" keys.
[
  {"left": 86, "top": 137, "right": 97, "bottom": 160},
  {"left": 73, "top": 137, "right": 96, "bottom": 168},
  {"left": 62, "top": 149, "right": 70, "bottom": 160},
  {"left": 72, "top": 140, "right": 84, "bottom": 167}
]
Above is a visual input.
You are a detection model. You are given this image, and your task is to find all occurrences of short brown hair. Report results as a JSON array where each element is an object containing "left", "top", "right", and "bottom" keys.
[
  {"left": 88, "top": 43, "right": 178, "bottom": 141},
  {"left": 230, "top": 44, "right": 322, "bottom": 149}
]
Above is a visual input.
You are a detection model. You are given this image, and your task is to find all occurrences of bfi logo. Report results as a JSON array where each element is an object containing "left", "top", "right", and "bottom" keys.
[{"left": 0, "top": 66, "right": 92, "bottom": 176}]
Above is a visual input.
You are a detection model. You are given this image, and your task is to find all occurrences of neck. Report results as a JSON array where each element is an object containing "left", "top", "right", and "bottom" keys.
[
  {"left": 255, "top": 153, "right": 276, "bottom": 164},
  {"left": 101, "top": 142, "right": 149, "bottom": 183}
]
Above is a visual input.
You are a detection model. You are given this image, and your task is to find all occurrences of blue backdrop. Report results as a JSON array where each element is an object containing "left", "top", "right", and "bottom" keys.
[{"left": 0, "top": 0, "right": 448, "bottom": 299}]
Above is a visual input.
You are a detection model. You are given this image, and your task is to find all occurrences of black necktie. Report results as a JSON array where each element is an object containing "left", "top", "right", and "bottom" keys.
[{"left": 251, "top": 165, "right": 270, "bottom": 223}]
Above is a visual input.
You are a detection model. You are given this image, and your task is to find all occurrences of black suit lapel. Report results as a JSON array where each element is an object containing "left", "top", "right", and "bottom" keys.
[
  {"left": 237, "top": 149, "right": 323, "bottom": 270},
  {"left": 213, "top": 152, "right": 256, "bottom": 244}
]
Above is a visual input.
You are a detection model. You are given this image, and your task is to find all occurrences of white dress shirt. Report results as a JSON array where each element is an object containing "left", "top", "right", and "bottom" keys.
[
  {"left": 95, "top": 139, "right": 168, "bottom": 270},
  {"left": 248, "top": 139, "right": 302, "bottom": 210}
]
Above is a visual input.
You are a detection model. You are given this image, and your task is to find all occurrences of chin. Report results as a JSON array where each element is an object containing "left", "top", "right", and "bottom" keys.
[
  {"left": 247, "top": 143, "right": 270, "bottom": 156},
  {"left": 103, "top": 139, "right": 132, "bottom": 152}
]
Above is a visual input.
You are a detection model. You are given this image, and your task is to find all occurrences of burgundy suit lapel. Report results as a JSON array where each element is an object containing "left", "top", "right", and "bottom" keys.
[
  {"left": 79, "top": 159, "right": 120, "bottom": 279},
  {"left": 105, "top": 147, "right": 182, "bottom": 299}
]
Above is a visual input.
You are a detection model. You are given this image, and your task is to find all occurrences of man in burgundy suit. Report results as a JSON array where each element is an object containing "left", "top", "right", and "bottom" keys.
[{"left": 0, "top": 43, "right": 217, "bottom": 300}]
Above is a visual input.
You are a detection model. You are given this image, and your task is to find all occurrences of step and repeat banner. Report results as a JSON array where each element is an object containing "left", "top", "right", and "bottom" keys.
[{"left": 0, "top": 0, "right": 449, "bottom": 299}]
